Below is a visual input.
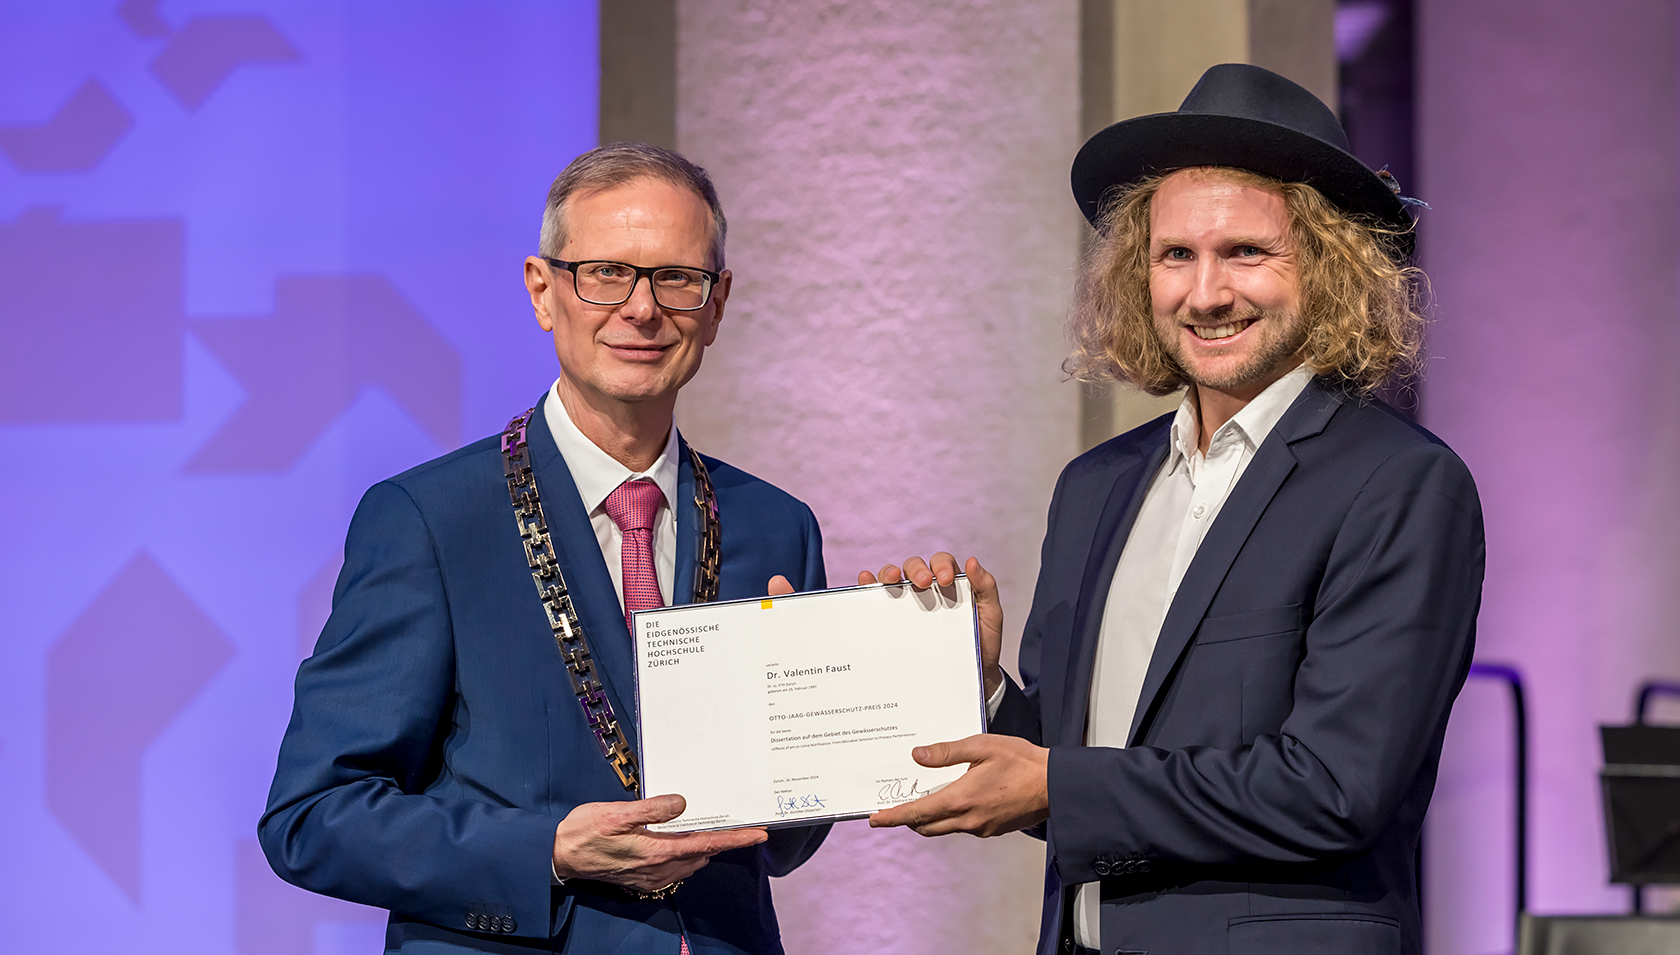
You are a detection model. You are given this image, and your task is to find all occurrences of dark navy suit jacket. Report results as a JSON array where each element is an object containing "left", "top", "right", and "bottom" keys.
[
  {"left": 260, "top": 395, "right": 829, "bottom": 954},
  {"left": 991, "top": 379, "right": 1484, "bottom": 955}
]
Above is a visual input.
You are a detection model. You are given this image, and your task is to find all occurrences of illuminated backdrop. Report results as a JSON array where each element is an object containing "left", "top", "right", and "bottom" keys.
[{"left": 0, "top": 3, "right": 595, "bottom": 953}]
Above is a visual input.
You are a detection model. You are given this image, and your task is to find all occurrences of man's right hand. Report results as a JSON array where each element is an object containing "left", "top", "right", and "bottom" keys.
[
  {"left": 860, "top": 552, "right": 1005, "bottom": 699},
  {"left": 551, "top": 794, "right": 767, "bottom": 893}
]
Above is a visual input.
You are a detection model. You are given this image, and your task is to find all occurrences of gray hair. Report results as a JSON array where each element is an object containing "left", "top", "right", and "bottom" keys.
[{"left": 537, "top": 142, "right": 727, "bottom": 270}]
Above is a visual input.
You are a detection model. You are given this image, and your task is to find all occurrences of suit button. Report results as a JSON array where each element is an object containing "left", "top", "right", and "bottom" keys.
[
  {"left": 502, "top": 916, "right": 517, "bottom": 933},
  {"left": 1135, "top": 860, "right": 1151, "bottom": 873},
  {"left": 464, "top": 913, "right": 478, "bottom": 930},
  {"left": 1093, "top": 860, "right": 1112, "bottom": 877}
]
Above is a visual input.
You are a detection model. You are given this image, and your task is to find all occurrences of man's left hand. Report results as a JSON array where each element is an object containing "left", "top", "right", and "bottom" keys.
[
  {"left": 859, "top": 553, "right": 1006, "bottom": 699},
  {"left": 868, "top": 733, "right": 1050, "bottom": 837}
]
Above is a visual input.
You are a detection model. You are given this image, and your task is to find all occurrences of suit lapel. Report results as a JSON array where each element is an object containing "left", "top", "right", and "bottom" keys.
[
  {"left": 1056, "top": 427, "right": 1171, "bottom": 747},
  {"left": 673, "top": 437, "right": 698, "bottom": 607},
  {"left": 1125, "top": 380, "right": 1344, "bottom": 745},
  {"left": 526, "top": 395, "right": 639, "bottom": 744}
]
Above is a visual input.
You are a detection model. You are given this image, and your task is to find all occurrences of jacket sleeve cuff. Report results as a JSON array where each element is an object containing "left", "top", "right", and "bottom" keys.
[
  {"left": 1048, "top": 744, "right": 1156, "bottom": 885},
  {"left": 986, "top": 675, "right": 1039, "bottom": 742}
]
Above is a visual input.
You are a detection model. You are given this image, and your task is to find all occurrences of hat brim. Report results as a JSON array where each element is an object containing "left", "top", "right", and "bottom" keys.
[{"left": 1072, "top": 112, "right": 1416, "bottom": 258}]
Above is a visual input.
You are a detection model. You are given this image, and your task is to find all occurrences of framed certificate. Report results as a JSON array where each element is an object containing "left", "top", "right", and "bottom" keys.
[{"left": 632, "top": 577, "right": 985, "bottom": 832}]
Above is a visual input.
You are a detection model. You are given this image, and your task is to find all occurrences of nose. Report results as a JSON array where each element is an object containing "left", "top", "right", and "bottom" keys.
[
  {"left": 1184, "top": 257, "right": 1236, "bottom": 315},
  {"left": 618, "top": 273, "right": 661, "bottom": 322}
]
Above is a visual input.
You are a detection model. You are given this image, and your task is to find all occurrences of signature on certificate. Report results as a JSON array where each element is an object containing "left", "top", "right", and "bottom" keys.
[
  {"left": 775, "top": 793, "right": 827, "bottom": 817},
  {"left": 876, "top": 778, "right": 931, "bottom": 803}
]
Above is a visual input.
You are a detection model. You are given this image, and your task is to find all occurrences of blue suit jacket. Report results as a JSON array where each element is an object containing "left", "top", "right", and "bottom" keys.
[
  {"left": 991, "top": 379, "right": 1484, "bottom": 955},
  {"left": 260, "top": 394, "right": 830, "bottom": 954}
]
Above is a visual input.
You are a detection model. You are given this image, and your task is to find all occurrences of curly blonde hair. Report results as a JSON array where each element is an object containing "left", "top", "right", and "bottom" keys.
[{"left": 1064, "top": 167, "right": 1424, "bottom": 396}]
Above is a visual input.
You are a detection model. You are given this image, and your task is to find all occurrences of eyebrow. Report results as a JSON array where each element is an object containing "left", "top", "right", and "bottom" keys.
[{"left": 1150, "top": 235, "right": 1284, "bottom": 249}]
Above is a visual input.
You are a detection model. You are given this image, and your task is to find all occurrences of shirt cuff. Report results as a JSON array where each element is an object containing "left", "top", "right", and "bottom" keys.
[
  {"left": 552, "top": 859, "right": 566, "bottom": 885},
  {"left": 985, "top": 675, "right": 1007, "bottom": 720}
]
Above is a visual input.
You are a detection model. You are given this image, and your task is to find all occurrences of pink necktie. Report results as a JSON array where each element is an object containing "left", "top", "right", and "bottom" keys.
[
  {"left": 601, "top": 479, "right": 666, "bottom": 633},
  {"left": 602, "top": 480, "right": 684, "bottom": 954}
]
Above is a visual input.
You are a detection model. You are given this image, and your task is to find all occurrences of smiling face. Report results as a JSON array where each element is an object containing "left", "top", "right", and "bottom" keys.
[
  {"left": 524, "top": 177, "right": 730, "bottom": 419},
  {"left": 1148, "top": 168, "right": 1305, "bottom": 401}
]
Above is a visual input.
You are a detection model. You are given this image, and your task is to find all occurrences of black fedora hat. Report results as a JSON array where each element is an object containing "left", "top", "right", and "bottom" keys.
[{"left": 1072, "top": 63, "right": 1416, "bottom": 254}]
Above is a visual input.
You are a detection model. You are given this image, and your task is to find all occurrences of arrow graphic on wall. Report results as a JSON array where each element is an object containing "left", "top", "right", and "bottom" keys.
[
  {"left": 0, "top": 80, "right": 132, "bottom": 173},
  {"left": 149, "top": 15, "right": 302, "bottom": 111},
  {"left": 46, "top": 553, "right": 235, "bottom": 903},
  {"left": 187, "top": 274, "right": 463, "bottom": 473}
]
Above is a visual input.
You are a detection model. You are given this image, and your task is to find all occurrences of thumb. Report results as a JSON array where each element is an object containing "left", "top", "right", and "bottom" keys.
[
  {"left": 618, "top": 793, "right": 687, "bottom": 827},
  {"left": 767, "top": 575, "right": 795, "bottom": 596},
  {"left": 911, "top": 736, "right": 981, "bottom": 769},
  {"left": 965, "top": 557, "right": 1002, "bottom": 624},
  {"left": 965, "top": 557, "right": 1003, "bottom": 655}
]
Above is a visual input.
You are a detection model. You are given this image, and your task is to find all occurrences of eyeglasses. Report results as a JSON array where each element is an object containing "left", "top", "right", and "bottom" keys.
[{"left": 543, "top": 258, "right": 719, "bottom": 311}]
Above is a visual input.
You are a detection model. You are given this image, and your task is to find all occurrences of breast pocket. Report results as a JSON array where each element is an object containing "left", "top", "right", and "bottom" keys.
[
  {"left": 1190, "top": 605, "right": 1305, "bottom": 744},
  {"left": 1193, "top": 604, "right": 1303, "bottom": 645}
]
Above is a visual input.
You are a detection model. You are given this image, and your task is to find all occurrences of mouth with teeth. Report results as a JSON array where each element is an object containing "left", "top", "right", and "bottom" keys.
[{"left": 1190, "top": 318, "right": 1256, "bottom": 341}]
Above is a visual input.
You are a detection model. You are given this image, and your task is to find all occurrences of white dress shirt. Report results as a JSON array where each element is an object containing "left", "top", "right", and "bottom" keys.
[
  {"left": 1071, "top": 363, "right": 1313, "bottom": 948},
  {"left": 542, "top": 379, "right": 680, "bottom": 610}
]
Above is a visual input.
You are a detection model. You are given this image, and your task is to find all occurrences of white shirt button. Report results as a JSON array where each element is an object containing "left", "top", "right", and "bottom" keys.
[{"left": 1192, "top": 503, "right": 1206, "bottom": 519}]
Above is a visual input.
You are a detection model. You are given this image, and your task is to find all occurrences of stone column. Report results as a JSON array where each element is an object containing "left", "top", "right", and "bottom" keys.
[
  {"left": 1418, "top": 1, "right": 1680, "bottom": 950},
  {"left": 674, "top": 2, "right": 1079, "bottom": 951},
  {"left": 598, "top": 0, "right": 676, "bottom": 148}
]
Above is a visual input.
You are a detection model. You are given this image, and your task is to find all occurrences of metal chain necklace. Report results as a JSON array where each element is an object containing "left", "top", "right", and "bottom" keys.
[{"left": 500, "top": 407, "right": 721, "bottom": 796}]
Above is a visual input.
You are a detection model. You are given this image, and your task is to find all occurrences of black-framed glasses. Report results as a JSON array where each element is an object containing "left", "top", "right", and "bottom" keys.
[{"left": 543, "top": 258, "right": 719, "bottom": 311}]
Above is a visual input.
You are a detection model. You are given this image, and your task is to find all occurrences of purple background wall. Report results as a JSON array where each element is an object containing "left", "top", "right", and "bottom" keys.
[
  {"left": 1419, "top": 1, "right": 1680, "bottom": 951},
  {"left": 0, "top": 2, "right": 595, "bottom": 953}
]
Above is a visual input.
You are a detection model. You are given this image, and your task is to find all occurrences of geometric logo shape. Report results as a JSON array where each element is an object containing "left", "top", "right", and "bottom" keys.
[
  {"left": 0, "top": 79, "right": 134, "bottom": 173},
  {"left": 150, "top": 15, "right": 303, "bottom": 111},
  {"left": 187, "top": 274, "right": 463, "bottom": 473},
  {"left": 118, "top": 0, "right": 173, "bottom": 40},
  {"left": 237, "top": 839, "right": 385, "bottom": 955},
  {"left": 45, "top": 552, "right": 235, "bottom": 903},
  {"left": 0, "top": 207, "right": 185, "bottom": 424}
]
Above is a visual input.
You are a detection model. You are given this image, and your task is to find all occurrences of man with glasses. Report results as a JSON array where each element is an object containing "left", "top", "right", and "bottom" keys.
[{"left": 260, "top": 144, "right": 829, "bottom": 954}]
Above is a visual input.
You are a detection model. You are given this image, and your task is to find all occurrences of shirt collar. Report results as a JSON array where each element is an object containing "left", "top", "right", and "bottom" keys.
[
  {"left": 543, "top": 378, "right": 680, "bottom": 516},
  {"left": 1166, "top": 363, "right": 1315, "bottom": 471}
]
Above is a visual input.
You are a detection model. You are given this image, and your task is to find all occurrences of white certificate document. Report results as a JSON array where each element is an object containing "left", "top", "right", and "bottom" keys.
[{"left": 632, "top": 577, "right": 984, "bottom": 832}]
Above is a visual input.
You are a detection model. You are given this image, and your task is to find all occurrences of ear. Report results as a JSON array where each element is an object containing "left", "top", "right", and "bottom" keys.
[
  {"left": 524, "top": 256, "right": 557, "bottom": 332},
  {"left": 702, "top": 269, "right": 731, "bottom": 346}
]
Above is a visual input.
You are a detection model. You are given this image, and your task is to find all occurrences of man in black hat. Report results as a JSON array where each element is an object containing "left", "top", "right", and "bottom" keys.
[{"left": 866, "top": 64, "right": 1484, "bottom": 955}]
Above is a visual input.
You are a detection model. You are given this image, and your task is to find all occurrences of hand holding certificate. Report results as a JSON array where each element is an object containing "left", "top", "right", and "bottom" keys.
[
  {"left": 633, "top": 574, "right": 986, "bottom": 832},
  {"left": 862, "top": 554, "right": 1051, "bottom": 839}
]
